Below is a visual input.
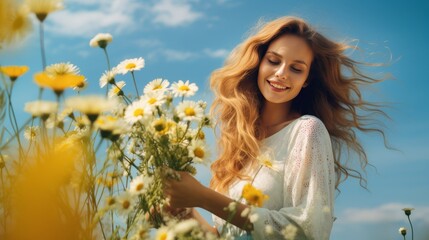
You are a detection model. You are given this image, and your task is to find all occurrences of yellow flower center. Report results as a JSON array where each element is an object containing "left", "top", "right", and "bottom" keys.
[
  {"left": 197, "top": 131, "right": 205, "bottom": 139},
  {"left": 113, "top": 86, "right": 121, "bottom": 94},
  {"left": 126, "top": 63, "right": 136, "bottom": 70},
  {"left": 193, "top": 147, "right": 205, "bottom": 159},
  {"left": 107, "top": 197, "right": 116, "bottom": 206},
  {"left": 154, "top": 120, "right": 167, "bottom": 132},
  {"left": 184, "top": 107, "right": 195, "bottom": 116},
  {"left": 153, "top": 85, "right": 162, "bottom": 90},
  {"left": 262, "top": 159, "right": 273, "bottom": 168},
  {"left": 136, "top": 183, "right": 144, "bottom": 191},
  {"left": 179, "top": 85, "right": 190, "bottom": 91},
  {"left": 133, "top": 108, "right": 144, "bottom": 117},
  {"left": 30, "top": 131, "right": 37, "bottom": 138},
  {"left": 148, "top": 98, "right": 157, "bottom": 104},
  {"left": 122, "top": 200, "right": 130, "bottom": 210},
  {"left": 159, "top": 233, "right": 167, "bottom": 240}
]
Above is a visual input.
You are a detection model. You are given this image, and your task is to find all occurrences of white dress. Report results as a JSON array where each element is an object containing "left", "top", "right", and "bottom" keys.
[{"left": 213, "top": 115, "right": 336, "bottom": 240}]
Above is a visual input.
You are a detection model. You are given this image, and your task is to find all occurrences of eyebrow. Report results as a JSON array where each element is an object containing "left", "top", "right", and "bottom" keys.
[{"left": 266, "top": 50, "right": 309, "bottom": 67}]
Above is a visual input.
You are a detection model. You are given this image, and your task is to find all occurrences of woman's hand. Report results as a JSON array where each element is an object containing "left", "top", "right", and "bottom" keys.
[{"left": 163, "top": 171, "right": 207, "bottom": 209}]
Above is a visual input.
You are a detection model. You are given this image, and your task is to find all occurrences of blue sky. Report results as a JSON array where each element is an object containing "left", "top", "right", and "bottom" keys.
[{"left": 1, "top": 0, "right": 429, "bottom": 239}]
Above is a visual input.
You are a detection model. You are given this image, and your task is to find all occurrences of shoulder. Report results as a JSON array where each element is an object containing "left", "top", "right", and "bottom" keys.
[{"left": 292, "top": 115, "right": 330, "bottom": 141}]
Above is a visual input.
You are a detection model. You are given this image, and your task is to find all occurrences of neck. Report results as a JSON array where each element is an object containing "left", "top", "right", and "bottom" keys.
[
  {"left": 261, "top": 102, "right": 292, "bottom": 127},
  {"left": 260, "top": 101, "right": 296, "bottom": 128}
]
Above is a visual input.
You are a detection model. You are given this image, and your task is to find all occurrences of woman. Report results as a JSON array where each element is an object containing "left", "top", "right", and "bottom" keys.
[{"left": 163, "top": 16, "right": 387, "bottom": 239}]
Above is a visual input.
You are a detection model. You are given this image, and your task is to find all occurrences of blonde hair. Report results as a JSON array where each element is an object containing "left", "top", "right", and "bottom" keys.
[{"left": 209, "top": 16, "right": 388, "bottom": 193}]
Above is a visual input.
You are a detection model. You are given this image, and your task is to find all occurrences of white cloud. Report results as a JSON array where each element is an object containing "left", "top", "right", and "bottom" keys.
[
  {"left": 151, "top": 0, "right": 202, "bottom": 27},
  {"left": 45, "top": 0, "right": 145, "bottom": 38},
  {"left": 203, "top": 48, "right": 229, "bottom": 58},
  {"left": 158, "top": 49, "right": 197, "bottom": 61},
  {"left": 43, "top": 0, "right": 203, "bottom": 38},
  {"left": 339, "top": 203, "right": 429, "bottom": 224}
]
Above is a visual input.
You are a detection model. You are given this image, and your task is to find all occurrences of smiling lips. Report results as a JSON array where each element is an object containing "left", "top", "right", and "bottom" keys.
[{"left": 267, "top": 80, "right": 289, "bottom": 91}]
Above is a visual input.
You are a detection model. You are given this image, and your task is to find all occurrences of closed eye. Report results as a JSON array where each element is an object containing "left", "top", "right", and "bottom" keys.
[
  {"left": 267, "top": 59, "right": 280, "bottom": 65},
  {"left": 291, "top": 67, "right": 302, "bottom": 73}
]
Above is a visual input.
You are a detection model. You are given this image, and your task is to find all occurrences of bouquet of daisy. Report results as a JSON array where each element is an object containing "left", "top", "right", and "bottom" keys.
[{"left": 1, "top": 11, "right": 212, "bottom": 238}]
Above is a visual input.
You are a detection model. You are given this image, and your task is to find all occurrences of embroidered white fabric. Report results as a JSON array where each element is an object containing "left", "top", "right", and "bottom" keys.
[{"left": 212, "top": 115, "right": 336, "bottom": 240}]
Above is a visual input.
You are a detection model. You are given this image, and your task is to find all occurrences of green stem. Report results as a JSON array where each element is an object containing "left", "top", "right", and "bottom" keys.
[
  {"left": 0, "top": 117, "right": 32, "bottom": 151},
  {"left": 6, "top": 83, "right": 24, "bottom": 159},
  {"left": 131, "top": 71, "right": 139, "bottom": 97},
  {"left": 102, "top": 47, "right": 111, "bottom": 70},
  {"left": 250, "top": 166, "right": 263, "bottom": 187},
  {"left": 39, "top": 22, "right": 47, "bottom": 70},
  {"left": 407, "top": 215, "right": 414, "bottom": 240},
  {"left": 102, "top": 48, "right": 111, "bottom": 97}
]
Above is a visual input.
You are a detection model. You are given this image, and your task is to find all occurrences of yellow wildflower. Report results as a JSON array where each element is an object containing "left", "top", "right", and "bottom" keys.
[
  {"left": 34, "top": 72, "right": 85, "bottom": 95},
  {"left": 0, "top": 66, "right": 29, "bottom": 81},
  {"left": 241, "top": 183, "right": 269, "bottom": 207}
]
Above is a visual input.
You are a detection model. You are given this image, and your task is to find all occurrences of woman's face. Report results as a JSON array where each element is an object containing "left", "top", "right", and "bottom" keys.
[{"left": 257, "top": 34, "right": 313, "bottom": 105}]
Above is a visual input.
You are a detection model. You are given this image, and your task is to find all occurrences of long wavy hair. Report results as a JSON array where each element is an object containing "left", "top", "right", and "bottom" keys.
[{"left": 209, "top": 16, "right": 388, "bottom": 193}]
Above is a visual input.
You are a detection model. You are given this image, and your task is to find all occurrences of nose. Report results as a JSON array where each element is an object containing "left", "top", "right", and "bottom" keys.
[{"left": 274, "top": 65, "right": 288, "bottom": 80}]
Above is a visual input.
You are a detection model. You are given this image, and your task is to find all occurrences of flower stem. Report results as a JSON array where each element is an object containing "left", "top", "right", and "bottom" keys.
[
  {"left": 6, "top": 83, "right": 24, "bottom": 159},
  {"left": 407, "top": 215, "right": 414, "bottom": 240},
  {"left": 39, "top": 22, "right": 47, "bottom": 70},
  {"left": 103, "top": 48, "right": 112, "bottom": 96},
  {"left": 0, "top": 117, "right": 32, "bottom": 151},
  {"left": 131, "top": 71, "right": 139, "bottom": 97},
  {"left": 102, "top": 47, "right": 111, "bottom": 70}
]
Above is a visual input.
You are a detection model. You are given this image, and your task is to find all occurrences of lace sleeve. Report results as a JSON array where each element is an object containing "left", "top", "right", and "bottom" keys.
[{"left": 251, "top": 116, "right": 336, "bottom": 240}]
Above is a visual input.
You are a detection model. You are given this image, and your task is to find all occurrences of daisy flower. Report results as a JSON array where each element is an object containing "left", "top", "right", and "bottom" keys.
[
  {"left": 175, "top": 100, "right": 204, "bottom": 122},
  {"left": 143, "top": 78, "right": 170, "bottom": 94},
  {"left": 249, "top": 213, "right": 259, "bottom": 223},
  {"left": 398, "top": 227, "right": 407, "bottom": 236},
  {"left": 99, "top": 68, "right": 117, "bottom": 88},
  {"left": 45, "top": 62, "right": 79, "bottom": 76},
  {"left": 151, "top": 118, "right": 176, "bottom": 136},
  {"left": 257, "top": 153, "right": 274, "bottom": 169},
  {"left": 171, "top": 80, "right": 198, "bottom": 97},
  {"left": 131, "top": 223, "right": 151, "bottom": 240},
  {"left": 104, "top": 196, "right": 117, "bottom": 210},
  {"left": 108, "top": 81, "right": 126, "bottom": 98},
  {"left": 116, "top": 192, "right": 137, "bottom": 216},
  {"left": 155, "top": 227, "right": 174, "bottom": 240},
  {"left": 0, "top": 3, "right": 32, "bottom": 45},
  {"left": 173, "top": 219, "right": 199, "bottom": 235},
  {"left": 124, "top": 100, "right": 153, "bottom": 125},
  {"left": 129, "top": 174, "right": 152, "bottom": 196},
  {"left": 116, "top": 57, "right": 145, "bottom": 75},
  {"left": 26, "top": 0, "right": 63, "bottom": 22},
  {"left": 187, "top": 139, "right": 209, "bottom": 163},
  {"left": 0, "top": 65, "right": 29, "bottom": 81},
  {"left": 65, "top": 95, "right": 118, "bottom": 122},
  {"left": 24, "top": 100, "right": 58, "bottom": 119},
  {"left": 95, "top": 115, "right": 129, "bottom": 140},
  {"left": 24, "top": 126, "right": 39, "bottom": 141},
  {"left": 282, "top": 224, "right": 298, "bottom": 240},
  {"left": 89, "top": 33, "right": 112, "bottom": 48},
  {"left": 140, "top": 91, "right": 166, "bottom": 108},
  {"left": 73, "top": 115, "right": 90, "bottom": 130}
]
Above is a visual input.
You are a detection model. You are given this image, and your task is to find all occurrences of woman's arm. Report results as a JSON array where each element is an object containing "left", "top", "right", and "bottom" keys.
[{"left": 164, "top": 172, "right": 253, "bottom": 231}]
